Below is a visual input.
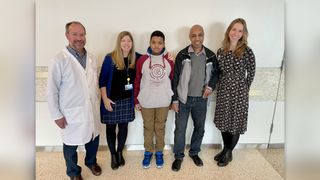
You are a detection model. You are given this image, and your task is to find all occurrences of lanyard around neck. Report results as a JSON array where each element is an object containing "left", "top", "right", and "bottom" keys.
[{"left": 124, "top": 57, "right": 130, "bottom": 84}]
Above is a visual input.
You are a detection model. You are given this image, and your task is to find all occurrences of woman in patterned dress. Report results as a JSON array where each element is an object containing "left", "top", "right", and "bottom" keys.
[{"left": 213, "top": 18, "right": 256, "bottom": 167}]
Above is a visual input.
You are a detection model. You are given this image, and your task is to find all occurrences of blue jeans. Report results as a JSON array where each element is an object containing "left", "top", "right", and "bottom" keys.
[
  {"left": 63, "top": 135, "right": 99, "bottom": 177},
  {"left": 173, "top": 97, "right": 207, "bottom": 159}
]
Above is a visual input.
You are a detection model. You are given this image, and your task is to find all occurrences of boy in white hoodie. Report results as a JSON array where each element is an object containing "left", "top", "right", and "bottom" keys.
[{"left": 134, "top": 30, "right": 174, "bottom": 169}]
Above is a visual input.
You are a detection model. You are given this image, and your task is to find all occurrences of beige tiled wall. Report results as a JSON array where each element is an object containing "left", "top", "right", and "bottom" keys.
[{"left": 36, "top": 66, "right": 284, "bottom": 102}]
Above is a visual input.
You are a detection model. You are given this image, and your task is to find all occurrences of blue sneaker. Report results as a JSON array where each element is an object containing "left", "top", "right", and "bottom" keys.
[
  {"left": 155, "top": 151, "right": 164, "bottom": 168},
  {"left": 142, "top": 151, "right": 153, "bottom": 169}
]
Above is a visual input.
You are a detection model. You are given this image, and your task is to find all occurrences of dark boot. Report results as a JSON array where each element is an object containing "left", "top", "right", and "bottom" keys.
[
  {"left": 111, "top": 154, "right": 119, "bottom": 170},
  {"left": 217, "top": 148, "right": 233, "bottom": 167},
  {"left": 117, "top": 151, "right": 125, "bottom": 166},
  {"left": 217, "top": 133, "right": 239, "bottom": 167},
  {"left": 214, "top": 132, "right": 230, "bottom": 161},
  {"left": 214, "top": 147, "right": 227, "bottom": 161}
]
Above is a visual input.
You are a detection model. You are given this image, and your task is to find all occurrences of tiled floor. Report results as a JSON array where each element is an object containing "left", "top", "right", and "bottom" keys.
[
  {"left": 36, "top": 148, "right": 284, "bottom": 180},
  {"left": 258, "top": 149, "right": 284, "bottom": 177}
]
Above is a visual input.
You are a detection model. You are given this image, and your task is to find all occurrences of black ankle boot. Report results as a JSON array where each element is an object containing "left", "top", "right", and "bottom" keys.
[
  {"left": 117, "top": 151, "right": 125, "bottom": 166},
  {"left": 214, "top": 148, "right": 227, "bottom": 161},
  {"left": 111, "top": 154, "right": 119, "bottom": 170},
  {"left": 217, "top": 149, "right": 233, "bottom": 167}
]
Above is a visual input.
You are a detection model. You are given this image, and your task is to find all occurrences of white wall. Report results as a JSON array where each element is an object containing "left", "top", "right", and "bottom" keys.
[
  {"left": 36, "top": 0, "right": 285, "bottom": 147},
  {"left": 36, "top": 100, "right": 284, "bottom": 146},
  {"left": 36, "top": 0, "right": 284, "bottom": 67}
]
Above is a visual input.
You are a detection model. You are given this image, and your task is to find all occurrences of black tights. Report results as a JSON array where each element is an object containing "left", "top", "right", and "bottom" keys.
[
  {"left": 221, "top": 132, "right": 240, "bottom": 150},
  {"left": 106, "top": 123, "right": 128, "bottom": 154}
]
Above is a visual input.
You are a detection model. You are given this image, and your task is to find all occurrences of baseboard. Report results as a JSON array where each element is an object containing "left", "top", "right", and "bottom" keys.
[{"left": 36, "top": 143, "right": 284, "bottom": 152}]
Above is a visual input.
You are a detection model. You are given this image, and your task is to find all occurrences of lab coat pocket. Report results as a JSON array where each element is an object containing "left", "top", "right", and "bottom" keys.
[
  {"left": 62, "top": 107, "right": 86, "bottom": 144},
  {"left": 64, "top": 107, "right": 85, "bottom": 124}
]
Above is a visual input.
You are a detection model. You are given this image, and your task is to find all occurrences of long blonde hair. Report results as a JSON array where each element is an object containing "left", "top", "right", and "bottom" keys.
[
  {"left": 111, "top": 31, "right": 136, "bottom": 70},
  {"left": 222, "top": 18, "right": 248, "bottom": 58}
]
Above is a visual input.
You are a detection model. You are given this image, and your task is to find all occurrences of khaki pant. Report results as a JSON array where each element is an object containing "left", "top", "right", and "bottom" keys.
[{"left": 141, "top": 107, "right": 169, "bottom": 152}]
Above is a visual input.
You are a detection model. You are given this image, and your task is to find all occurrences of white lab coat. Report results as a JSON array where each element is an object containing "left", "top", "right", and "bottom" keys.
[{"left": 47, "top": 48, "right": 101, "bottom": 145}]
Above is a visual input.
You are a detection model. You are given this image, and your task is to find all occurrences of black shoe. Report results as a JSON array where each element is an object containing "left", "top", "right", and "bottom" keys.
[
  {"left": 214, "top": 148, "right": 227, "bottom": 161},
  {"left": 117, "top": 151, "right": 125, "bottom": 166},
  {"left": 111, "top": 154, "right": 119, "bottom": 170},
  {"left": 171, "top": 159, "right": 183, "bottom": 171},
  {"left": 189, "top": 154, "right": 203, "bottom": 167},
  {"left": 217, "top": 149, "right": 233, "bottom": 167}
]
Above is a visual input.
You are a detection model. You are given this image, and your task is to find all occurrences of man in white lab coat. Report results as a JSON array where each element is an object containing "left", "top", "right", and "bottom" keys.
[{"left": 47, "top": 21, "right": 101, "bottom": 180}]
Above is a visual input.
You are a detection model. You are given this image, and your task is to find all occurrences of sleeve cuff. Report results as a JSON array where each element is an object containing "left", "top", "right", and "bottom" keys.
[{"left": 206, "top": 86, "right": 213, "bottom": 91}]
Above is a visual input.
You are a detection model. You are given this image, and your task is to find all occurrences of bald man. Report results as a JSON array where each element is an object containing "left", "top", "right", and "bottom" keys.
[{"left": 171, "top": 25, "right": 219, "bottom": 171}]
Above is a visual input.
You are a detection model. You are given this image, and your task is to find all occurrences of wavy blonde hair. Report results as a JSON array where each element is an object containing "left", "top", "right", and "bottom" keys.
[
  {"left": 111, "top": 31, "right": 136, "bottom": 70},
  {"left": 222, "top": 18, "right": 248, "bottom": 58}
]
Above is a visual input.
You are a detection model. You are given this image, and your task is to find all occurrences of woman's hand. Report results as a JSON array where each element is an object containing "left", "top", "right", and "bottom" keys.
[{"left": 104, "top": 98, "right": 115, "bottom": 112}]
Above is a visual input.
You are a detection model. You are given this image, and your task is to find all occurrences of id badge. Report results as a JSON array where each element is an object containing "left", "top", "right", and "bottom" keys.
[{"left": 125, "top": 84, "right": 133, "bottom": 90}]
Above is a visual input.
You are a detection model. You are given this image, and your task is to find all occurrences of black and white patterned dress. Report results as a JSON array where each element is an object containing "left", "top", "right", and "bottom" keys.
[{"left": 214, "top": 47, "right": 256, "bottom": 134}]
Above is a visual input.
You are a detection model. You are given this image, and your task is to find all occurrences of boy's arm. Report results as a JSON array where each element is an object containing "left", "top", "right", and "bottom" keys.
[
  {"left": 164, "top": 54, "right": 175, "bottom": 80},
  {"left": 169, "top": 60, "right": 174, "bottom": 80},
  {"left": 134, "top": 55, "right": 148, "bottom": 106}
]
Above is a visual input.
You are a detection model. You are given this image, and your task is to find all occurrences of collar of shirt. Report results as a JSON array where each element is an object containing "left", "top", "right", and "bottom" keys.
[
  {"left": 66, "top": 46, "right": 87, "bottom": 69},
  {"left": 188, "top": 45, "right": 206, "bottom": 56},
  {"left": 66, "top": 46, "right": 87, "bottom": 61}
]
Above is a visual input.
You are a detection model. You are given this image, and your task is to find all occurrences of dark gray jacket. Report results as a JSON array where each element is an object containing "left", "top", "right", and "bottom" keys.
[{"left": 172, "top": 45, "right": 219, "bottom": 103}]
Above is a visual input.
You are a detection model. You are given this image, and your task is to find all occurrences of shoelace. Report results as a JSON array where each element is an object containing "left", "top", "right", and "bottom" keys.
[
  {"left": 144, "top": 154, "right": 152, "bottom": 160},
  {"left": 156, "top": 154, "right": 163, "bottom": 158},
  {"left": 155, "top": 154, "right": 163, "bottom": 161}
]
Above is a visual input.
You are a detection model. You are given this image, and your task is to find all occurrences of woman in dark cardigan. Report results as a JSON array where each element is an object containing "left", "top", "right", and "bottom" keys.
[{"left": 99, "top": 31, "right": 141, "bottom": 170}]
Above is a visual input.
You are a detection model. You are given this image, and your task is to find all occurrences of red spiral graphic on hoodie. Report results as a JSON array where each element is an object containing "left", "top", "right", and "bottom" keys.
[{"left": 150, "top": 64, "right": 165, "bottom": 80}]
